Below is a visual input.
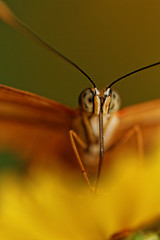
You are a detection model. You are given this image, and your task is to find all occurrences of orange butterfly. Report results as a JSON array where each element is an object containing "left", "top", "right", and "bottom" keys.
[{"left": 0, "top": 1, "right": 160, "bottom": 190}]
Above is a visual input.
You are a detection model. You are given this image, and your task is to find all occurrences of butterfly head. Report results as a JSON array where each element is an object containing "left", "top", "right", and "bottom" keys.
[{"left": 79, "top": 87, "right": 121, "bottom": 116}]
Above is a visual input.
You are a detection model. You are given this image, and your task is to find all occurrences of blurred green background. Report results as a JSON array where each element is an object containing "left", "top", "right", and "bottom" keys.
[{"left": 0, "top": 0, "right": 160, "bottom": 109}]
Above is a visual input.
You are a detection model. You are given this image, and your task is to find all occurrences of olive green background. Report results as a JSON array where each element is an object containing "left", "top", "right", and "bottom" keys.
[{"left": 0, "top": 0, "right": 160, "bottom": 108}]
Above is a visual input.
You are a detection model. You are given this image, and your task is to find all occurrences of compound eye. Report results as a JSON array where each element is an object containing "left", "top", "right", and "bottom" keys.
[
  {"left": 79, "top": 88, "right": 94, "bottom": 113},
  {"left": 108, "top": 90, "right": 121, "bottom": 114}
]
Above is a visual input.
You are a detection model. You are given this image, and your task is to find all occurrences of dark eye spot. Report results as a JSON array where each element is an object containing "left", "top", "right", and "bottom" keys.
[
  {"left": 113, "top": 93, "right": 116, "bottom": 98},
  {"left": 88, "top": 97, "right": 92, "bottom": 103}
]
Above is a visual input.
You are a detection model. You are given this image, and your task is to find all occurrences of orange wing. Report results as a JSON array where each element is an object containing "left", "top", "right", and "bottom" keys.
[
  {"left": 0, "top": 84, "right": 79, "bottom": 171},
  {"left": 117, "top": 98, "right": 160, "bottom": 127},
  {"left": 104, "top": 99, "right": 160, "bottom": 166},
  {"left": 116, "top": 98, "right": 160, "bottom": 146}
]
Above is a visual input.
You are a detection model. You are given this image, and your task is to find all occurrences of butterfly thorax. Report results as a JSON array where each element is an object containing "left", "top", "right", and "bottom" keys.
[{"left": 71, "top": 87, "right": 121, "bottom": 170}]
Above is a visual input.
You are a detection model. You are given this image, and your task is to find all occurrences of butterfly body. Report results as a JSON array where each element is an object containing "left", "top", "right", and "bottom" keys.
[{"left": 71, "top": 108, "right": 119, "bottom": 171}]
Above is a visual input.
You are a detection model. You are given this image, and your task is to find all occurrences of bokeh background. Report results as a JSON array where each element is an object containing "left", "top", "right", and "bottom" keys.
[{"left": 0, "top": 0, "right": 160, "bottom": 109}]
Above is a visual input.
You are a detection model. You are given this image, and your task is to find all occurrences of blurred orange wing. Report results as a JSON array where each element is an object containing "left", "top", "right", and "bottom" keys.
[
  {"left": 117, "top": 98, "right": 160, "bottom": 128},
  {"left": 0, "top": 84, "right": 78, "bottom": 170},
  {"left": 117, "top": 99, "right": 160, "bottom": 144},
  {"left": 104, "top": 99, "right": 160, "bottom": 164}
]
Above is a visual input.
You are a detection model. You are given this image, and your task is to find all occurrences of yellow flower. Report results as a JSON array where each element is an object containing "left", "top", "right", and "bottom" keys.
[{"left": 0, "top": 141, "right": 160, "bottom": 239}]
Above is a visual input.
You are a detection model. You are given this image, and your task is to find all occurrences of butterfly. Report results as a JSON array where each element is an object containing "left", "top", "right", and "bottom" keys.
[{"left": 0, "top": 1, "right": 160, "bottom": 190}]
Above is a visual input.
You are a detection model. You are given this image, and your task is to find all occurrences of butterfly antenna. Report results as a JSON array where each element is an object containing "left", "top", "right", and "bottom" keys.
[
  {"left": 108, "top": 61, "right": 160, "bottom": 88},
  {"left": 0, "top": 1, "right": 96, "bottom": 88}
]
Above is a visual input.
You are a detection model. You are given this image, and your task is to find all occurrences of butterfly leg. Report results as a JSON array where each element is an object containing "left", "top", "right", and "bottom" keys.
[
  {"left": 69, "top": 130, "right": 92, "bottom": 191},
  {"left": 111, "top": 124, "right": 144, "bottom": 161},
  {"left": 122, "top": 125, "right": 144, "bottom": 161}
]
